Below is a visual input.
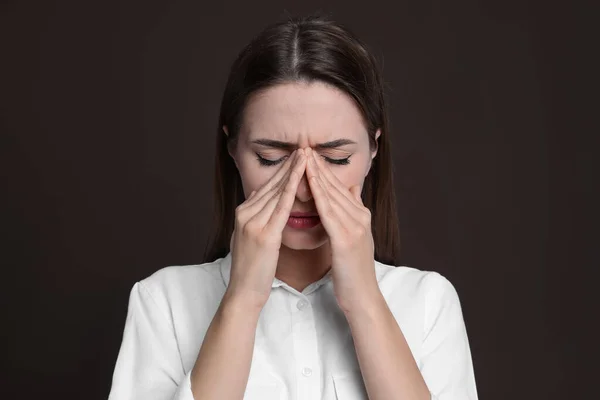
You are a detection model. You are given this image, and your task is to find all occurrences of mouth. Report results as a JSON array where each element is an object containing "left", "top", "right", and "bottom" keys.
[
  {"left": 287, "top": 212, "right": 321, "bottom": 229},
  {"left": 289, "top": 211, "right": 319, "bottom": 218}
]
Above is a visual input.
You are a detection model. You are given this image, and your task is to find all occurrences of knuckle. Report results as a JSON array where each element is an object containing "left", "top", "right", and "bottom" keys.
[
  {"left": 234, "top": 205, "right": 246, "bottom": 220},
  {"left": 242, "top": 220, "right": 261, "bottom": 235},
  {"left": 355, "top": 225, "right": 368, "bottom": 238},
  {"left": 282, "top": 185, "right": 294, "bottom": 196},
  {"left": 360, "top": 213, "right": 372, "bottom": 226},
  {"left": 256, "top": 232, "right": 278, "bottom": 247},
  {"left": 362, "top": 207, "right": 372, "bottom": 218},
  {"left": 326, "top": 207, "right": 336, "bottom": 219},
  {"left": 270, "top": 185, "right": 283, "bottom": 198},
  {"left": 272, "top": 205, "right": 284, "bottom": 216},
  {"left": 344, "top": 226, "right": 366, "bottom": 243},
  {"left": 358, "top": 208, "right": 371, "bottom": 225},
  {"left": 288, "top": 170, "right": 299, "bottom": 181}
]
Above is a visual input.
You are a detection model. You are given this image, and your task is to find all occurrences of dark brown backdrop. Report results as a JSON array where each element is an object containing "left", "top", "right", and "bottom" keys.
[{"left": 1, "top": 0, "right": 590, "bottom": 399}]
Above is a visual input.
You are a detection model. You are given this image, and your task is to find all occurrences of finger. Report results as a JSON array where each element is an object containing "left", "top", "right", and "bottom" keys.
[
  {"left": 245, "top": 150, "right": 297, "bottom": 207},
  {"left": 249, "top": 150, "right": 306, "bottom": 229},
  {"left": 312, "top": 152, "right": 371, "bottom": 230},
  {"left": 252, "top": 150, "right": 306, "bottom": 227},
  {"left": 266, "top": 150, "right": 309, "bottom": 232},
  {"left": 305, "top": 147, "right": 319, "bottom": 182},
  {"left": 240, "top": 150, "right": 297, "bottom": 210},
  {"left": 311, "top": 148, "right": 362, "bottom": 209},
  {"left": 319, "top": 176, "right": 364, "bottom": 230},
  {"left": 240, "top": 150, "right": 298, "bottom": 215},
  {"left": 306, "top": 148, "right": 366, "bottom": 232},
  {"left": 305, "top": 148, "right": 361, "bottom": 223},
  {"left": 306, "top": 160, "right": 345, "bottom": 236},
  {"left": 311, "top": 159, "right": 366, "bottom": 224},
  {"left": 314, "top": 170, "right": 361, "bottom": 221},
  {"left": 349, "top": 185, "right": 363, "bottom": 204}
]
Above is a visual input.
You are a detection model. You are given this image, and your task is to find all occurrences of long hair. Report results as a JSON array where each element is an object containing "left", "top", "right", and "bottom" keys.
[{"left": 202, "top": 14, "right": 401, "bottom": 266}]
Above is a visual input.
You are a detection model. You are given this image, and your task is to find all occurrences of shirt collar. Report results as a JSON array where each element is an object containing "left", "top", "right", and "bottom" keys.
[{"left": 219, "top": 251, "right": 334, "bottom": 292}]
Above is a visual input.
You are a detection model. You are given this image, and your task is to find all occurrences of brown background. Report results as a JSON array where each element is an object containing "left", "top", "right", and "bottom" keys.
[{"left": 1, "top": 0, "right": 591, "bottom": 399}]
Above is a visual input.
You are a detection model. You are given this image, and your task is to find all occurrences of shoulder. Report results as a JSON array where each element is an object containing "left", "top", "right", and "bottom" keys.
[
  {"left": 375, "top": 261, "right": 456, "bottom": 296},
  {"left": 374, "top": 260, "right": 462, "bottom": 315},
  {"left": 374, "top": 261, "right": 465, "bottom": 357},
  {"left": 133, "top": 257, "right": 227, "bottom": 314}
]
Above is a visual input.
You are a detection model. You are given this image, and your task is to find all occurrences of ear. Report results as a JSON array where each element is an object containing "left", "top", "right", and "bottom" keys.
[
  {"left": 372, "top": 129, "right": 381, "bottom": 159},
  {"left": 365, "top": 129, "right": 381, "bottom": 177},
  {"left": 223, "top": 125, "right": 238, "bottom": 168}
]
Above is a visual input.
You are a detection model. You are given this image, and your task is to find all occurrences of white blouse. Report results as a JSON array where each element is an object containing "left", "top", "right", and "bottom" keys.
[{"left": 108, "top": 252, "right": 478, "bottom": 400}]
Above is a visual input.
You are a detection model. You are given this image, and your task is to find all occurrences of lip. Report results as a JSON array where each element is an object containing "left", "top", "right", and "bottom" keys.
[
  {"left": 289, "top": 211, "right": 319, "bottom": 217},
  {"left": 287, "top": 214, "right": 321, "bottom": 229}
]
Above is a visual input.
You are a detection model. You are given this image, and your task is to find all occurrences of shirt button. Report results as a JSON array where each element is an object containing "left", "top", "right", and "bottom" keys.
[
  {"left": 302, "top": 367, "right": 313, "bottom": 377},
  {"left": 296, "top": 299, "right": 308, "bottom": 310}
]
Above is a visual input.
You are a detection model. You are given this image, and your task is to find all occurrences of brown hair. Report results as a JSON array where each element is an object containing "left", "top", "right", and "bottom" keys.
[{"left": 202, "top": 13, "right": 401, "bottom": 266}]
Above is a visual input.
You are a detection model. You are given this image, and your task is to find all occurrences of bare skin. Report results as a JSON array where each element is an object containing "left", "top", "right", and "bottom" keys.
[
  {"left": 190, "top": 150, "right": 308, "bottom": 399},
  {"left": 190, "top": 82, "right": 429, "bottom": 400},
  {"left": 228, "top": 81, "right": 379, "bottom": 293}
]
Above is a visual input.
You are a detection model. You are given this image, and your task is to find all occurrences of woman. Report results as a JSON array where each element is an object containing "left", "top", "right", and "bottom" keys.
[{"left": 108, "top": 14, "right": 478, "bottom": 400}]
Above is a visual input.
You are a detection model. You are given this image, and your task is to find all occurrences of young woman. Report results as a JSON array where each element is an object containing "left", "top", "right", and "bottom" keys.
[{"left": 108, "top": 15, "right": 478, "bottom": 400}]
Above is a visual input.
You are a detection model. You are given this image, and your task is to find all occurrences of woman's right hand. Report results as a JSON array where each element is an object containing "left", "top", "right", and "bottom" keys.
[{"left": 225, "top": 148, "right": 307, "bottom": 309}]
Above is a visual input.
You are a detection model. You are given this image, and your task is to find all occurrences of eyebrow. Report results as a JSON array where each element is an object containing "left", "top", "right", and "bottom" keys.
[{"left": 251, "top": 138, "right": 357, "bottom": 150}]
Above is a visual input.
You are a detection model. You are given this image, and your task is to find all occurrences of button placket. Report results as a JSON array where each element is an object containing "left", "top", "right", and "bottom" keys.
[
  {"left": 297, "top": 299, "right": 308, "bottom": 310},
  {"left": 290, "top": 295, "right": 320, "bottom": 400}
]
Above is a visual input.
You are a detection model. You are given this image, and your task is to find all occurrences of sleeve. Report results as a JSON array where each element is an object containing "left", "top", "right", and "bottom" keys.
[
  {"left": 107, "top": 281, "right": 196, "bottom": 400},
  {"left": 420, "top": 272, "right": 478, "bottom": 400}
]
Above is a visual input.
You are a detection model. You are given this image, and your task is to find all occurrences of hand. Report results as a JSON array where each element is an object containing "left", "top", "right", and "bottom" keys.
[
  {"left": 226, "top": 149, "right": 307, "bottom": 310},
  {"left": 305, "top": 147, "right": 380, "bottom": 313}
]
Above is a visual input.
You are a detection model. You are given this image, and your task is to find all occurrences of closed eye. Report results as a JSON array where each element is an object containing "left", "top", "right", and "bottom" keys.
[
  {"left": 321, "top": 154, "right": 351, "bottom": 165},
  {"left": 255, "top": 153, "right": 286, "bottom": 166},
  {"left": 255, "top": 153, "right": 352, "bottom": 167}
]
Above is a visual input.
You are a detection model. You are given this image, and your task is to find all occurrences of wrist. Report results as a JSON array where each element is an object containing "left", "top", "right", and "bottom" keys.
[
  {"left": 222, "top": 288, "right": 267, "bottom": 315},
  {"left": 339, "top": 287, "right": 386, "bottom": 318}
]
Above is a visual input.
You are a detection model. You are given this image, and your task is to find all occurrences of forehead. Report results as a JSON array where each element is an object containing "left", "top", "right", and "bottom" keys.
[{"left": 240, "top": 81, "right": 368, "bottom": 145}]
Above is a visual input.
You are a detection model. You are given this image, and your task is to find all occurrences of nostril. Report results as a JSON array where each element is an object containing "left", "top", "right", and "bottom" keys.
[{"left": 295, "top": 180, "right": 313, "bottom": 202}]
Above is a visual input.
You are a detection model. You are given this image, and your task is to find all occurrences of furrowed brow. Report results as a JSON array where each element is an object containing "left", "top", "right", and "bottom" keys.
[
  {"left": 251, "top": 138, "right": 357, "bottom": 150},
  {"left": 251, "top": 139, "right": 296, "bottom": 150},
  {"left": 313, "top": 139, "right": 357, "bottom": 149}
]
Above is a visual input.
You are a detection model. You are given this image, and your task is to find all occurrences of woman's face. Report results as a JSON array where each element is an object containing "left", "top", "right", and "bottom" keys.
[{"left": 228, "top": 81, "right": 380, "bottom": 250}]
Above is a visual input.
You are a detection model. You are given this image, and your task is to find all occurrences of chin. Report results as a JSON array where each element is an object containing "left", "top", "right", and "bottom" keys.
[{"left": 281, "top": 225, "right": 329, "bottom": 250}]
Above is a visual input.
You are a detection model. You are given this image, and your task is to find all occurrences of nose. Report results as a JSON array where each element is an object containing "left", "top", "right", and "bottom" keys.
[{"left": 295, "top": 171, "right": 313, "bottom": 202}]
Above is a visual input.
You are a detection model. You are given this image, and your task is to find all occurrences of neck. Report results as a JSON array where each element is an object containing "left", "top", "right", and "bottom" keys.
[{"left": 275, "top": 241, "right": 332, "bottom": 293}]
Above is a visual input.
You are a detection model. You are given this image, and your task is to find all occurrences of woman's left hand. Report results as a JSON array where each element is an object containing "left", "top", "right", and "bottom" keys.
[{"left": 305, "top": 147, "right": 381, "bottom": 314}]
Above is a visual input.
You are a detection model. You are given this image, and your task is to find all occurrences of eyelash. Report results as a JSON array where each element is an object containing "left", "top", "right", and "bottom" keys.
[{"left": 255, "top": 153, "right": 351, "bottom": 166}]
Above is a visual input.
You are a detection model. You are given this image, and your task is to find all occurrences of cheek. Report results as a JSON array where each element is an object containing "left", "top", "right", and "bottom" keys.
[
  {"left": 237, "top": 158, "right": 275, "bottom": 195},
  {"left": 331, "top": 161, "right": 367, "bottom": 188}
]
